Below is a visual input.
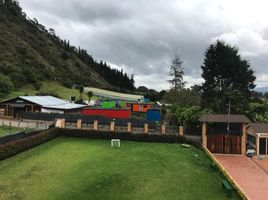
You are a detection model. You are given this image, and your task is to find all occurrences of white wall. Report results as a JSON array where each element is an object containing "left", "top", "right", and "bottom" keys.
[{"left": 41, "top": 108, "right": 64, "bottom": 114}]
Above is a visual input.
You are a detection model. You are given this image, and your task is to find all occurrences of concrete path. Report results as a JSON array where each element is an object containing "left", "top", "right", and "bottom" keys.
[{"left": 214, "top": 155, "right": 268, "bottom": 200}]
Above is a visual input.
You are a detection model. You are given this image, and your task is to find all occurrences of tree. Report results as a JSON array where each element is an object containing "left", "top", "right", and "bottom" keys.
[
  {"left": 0, "top": 74, "right": 14, "bottom": 95},
  {"left": 170, "top": 105, "right": 212, "bottom": 126},
  {"left": 137, "top": 86, "right": 149, "bottom": 92},
  {"left": 48, "top": 28, "right": 55, "bottom": 36},
  {"left": 78, "top": 86, "right": 84, "bottom": 101},
  {"left": 201, "top": 40, "right": 256, "bottom": 114},
  {"left": 168, "top": 56, "right": 186, "bottom": 91},
  {"left": 87, "top": 91, "right": 93, "bottom": 103},
  {"left": 163, "top": 88, "right": 201, "bottom": 106}
]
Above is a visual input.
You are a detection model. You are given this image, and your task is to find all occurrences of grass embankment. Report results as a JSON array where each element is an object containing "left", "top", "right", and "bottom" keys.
[
  {"left": 0, "top": 81, "right": 89, "bottom": 101},
  {"left": 0, "top": 137, "right": 241, "bottom": 200}
]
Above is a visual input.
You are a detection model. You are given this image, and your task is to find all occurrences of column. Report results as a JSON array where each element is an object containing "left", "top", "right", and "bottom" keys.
[
  {"left": 179, "top": 126, "right": 184, "bottom": 136},
  {"left": 77, "top": 119, "right": 82, "bottom": 129},
  {"left": 127, "top": 122, "right": 132, "bottom": 133},
  {"left": 110, "top": 121, "right": 115, "bottom": 132},
  {"left": 61, "top": 118, "right": 66, "bottom": 128},
  {"left": 161, "top": 125, "right": 166, "bottom": 134},
  {"left": 256, "top": 134, "right": 260, "bottom": 157},
  {"left": 93, "top": 120, "right": 98, "bottom": 130},
  {"left": 241, "top": 123, "right": 247, "bottom": 156},
  {"left": 144, "top": 124, "right": 148, "bottom": 134},
  {"left": 202, "top": 122, "right": 207, "bottom": 148}
]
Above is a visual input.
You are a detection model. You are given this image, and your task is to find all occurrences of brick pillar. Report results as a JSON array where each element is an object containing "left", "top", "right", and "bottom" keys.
[
  {"left": 77, "top": 119, "right": 82, "bottom": 129},
  {"left": 161, "top": 125, "right": 166, "bottom": 134},
  {"left": 144, "top": 124, "right": 148, "bottom": 134},
  {"left": 241, "top": 123, "right": 247, "bottom": 156},
  {"left": 110, "top": 121, "right": 115, "bottom": 132},
  {"left": 93, "top": 120, "right": 98, "bottom": 130},
  {"left": 256, "top": 134, "right": 260, "bottom": 157},
  {"left": 127, "top": 122, "right": 132, "bottom": 133},
  {"left": 179, "top": 126, "right": 184, "bottom": 136},
  {"left": 202, "top": 122, "right": 207, "bottom": 148}
]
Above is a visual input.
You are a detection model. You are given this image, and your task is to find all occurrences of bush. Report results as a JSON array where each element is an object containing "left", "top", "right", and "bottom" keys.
[
  {"left": 33, "top": 81, "right": 42, "bottom": 90},
  {"left": 0, "top": 73, "right": 14, "bottom": 94},
  {"left": 0, "top": 128, "right": 201, "bottom": 161},
  {"left": 0, "top": 128, "right": 59, "bottom": 160}
]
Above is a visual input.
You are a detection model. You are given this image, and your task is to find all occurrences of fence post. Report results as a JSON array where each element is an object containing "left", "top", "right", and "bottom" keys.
[
  {"left": 179, "top": 126, "right": 184, "bottom": 136},
  {"left": 127, "top": 122, "right": 132, "bottom": 133},
  {"left": 161, "top": 125, "right": 166, "bottom": 134},
  {"left": 77, "top": 119, "right": 82, "bottom": 129},
  {"left": 144, "top": 123, "right": 148, "bottom": 134},
  {"left": 110, "top": 121, "right": 115, "bottom": 132},
  {"left": 94, "top": 120, "right": 98, "bottom": 130}
]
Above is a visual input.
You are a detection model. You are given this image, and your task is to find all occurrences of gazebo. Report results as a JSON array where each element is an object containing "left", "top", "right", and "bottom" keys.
[{"left": 200, "top": 114, "right": 251, "bottom": 155}]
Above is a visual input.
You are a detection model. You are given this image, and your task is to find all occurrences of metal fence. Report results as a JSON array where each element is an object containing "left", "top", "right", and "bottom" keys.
[
  {"left": 0, "top": 130, "right": 41, "bottom": 145},
  {"left": 22, "top": 112, "right": 156, "bottom": 129}
]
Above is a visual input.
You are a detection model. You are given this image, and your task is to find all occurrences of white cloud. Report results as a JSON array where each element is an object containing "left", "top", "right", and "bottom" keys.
[
  {"left": 212, "top": 30, "right": 268, "bottom": 57},
  {"left": 19, "top": 0, "right": 268, "bottom": 90}
]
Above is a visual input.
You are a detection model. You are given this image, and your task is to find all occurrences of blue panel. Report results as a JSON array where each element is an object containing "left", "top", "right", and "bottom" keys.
[{"left": 147, "top": 110, "right": 161, "bottom": 122}]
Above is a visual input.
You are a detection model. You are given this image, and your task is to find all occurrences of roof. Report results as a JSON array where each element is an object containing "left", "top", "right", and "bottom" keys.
[
  {"left": 199, "top": 114, "right": 251, "bottom": 123},
  {"left": 19, "top": 96, "right": 85, "bottom": 110},
  {"left": 84, "top": 87, "right": 144, "bottom": 102},
  {"left": 20, "top": 96, "right": 67, "bottom": 106},
  {"left": 248, "top": 123, "right": 268, "bottom": 134}
]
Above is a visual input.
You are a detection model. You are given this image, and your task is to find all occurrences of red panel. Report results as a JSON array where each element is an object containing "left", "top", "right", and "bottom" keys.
[
  {"left": 82, "top": 109, "right": 131, "bottom": 119},
  {"left": 130, "top": 103, "right": 151, "bottom": 112}
]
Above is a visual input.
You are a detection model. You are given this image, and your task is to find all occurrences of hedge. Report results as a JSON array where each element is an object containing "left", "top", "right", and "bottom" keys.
[
  {"left": 59, "top": 128, "right": 202, "bottom": 148},
  {"left": 0, "top": 128, "right": 59, "bottom": 160},
  {"left": 0, "top": 128, "right": 201, "bottom": 160},
  {"left": 0, "top": 130, "right": 42, "bottom": 145}
]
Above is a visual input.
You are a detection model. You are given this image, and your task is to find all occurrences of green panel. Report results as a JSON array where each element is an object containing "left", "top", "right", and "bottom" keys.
[{"left": 101, "top": 101, "right": 116, "bottom": 108}]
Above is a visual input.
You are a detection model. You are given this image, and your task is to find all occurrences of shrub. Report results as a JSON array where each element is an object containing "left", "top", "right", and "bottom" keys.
[
  {"left": 0, "top": 128, "right": 59, "bottom": 160},
  {"left": 0, "top": 73, "right": 14, "bottom": 94}
]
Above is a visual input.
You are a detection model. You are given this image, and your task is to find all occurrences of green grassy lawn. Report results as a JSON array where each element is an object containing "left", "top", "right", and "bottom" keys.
[
  {"left": 0, "top": 125, "right": 26, "bottom": 137},
  {"left": 0, "top": 138, "right": 241, "bottom": 200}
]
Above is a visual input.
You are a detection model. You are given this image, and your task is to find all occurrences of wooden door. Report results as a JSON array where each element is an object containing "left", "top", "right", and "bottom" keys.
[{"left": 207, "top": 133, "right": 241, "bottom": 154}]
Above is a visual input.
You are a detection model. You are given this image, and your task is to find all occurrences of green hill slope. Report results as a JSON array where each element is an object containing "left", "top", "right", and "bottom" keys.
[{"left": 0, "top": 1, "right": 128, "bottom": 97}]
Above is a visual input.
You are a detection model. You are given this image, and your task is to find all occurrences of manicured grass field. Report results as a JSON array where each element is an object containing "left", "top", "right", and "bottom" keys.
[
  {"left": 0, "top": 138, "right": 241, "bottom": 200},
  {"left": 0, "top": 125, "right": 25, "bottom": 137}
]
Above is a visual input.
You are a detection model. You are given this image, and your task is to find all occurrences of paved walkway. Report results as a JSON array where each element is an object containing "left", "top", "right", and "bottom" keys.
[
  {"left": 214, "top": 155, "right": 268, "bottom": 200},
  {"left": 253, "top": 158, "right": 268, "bottom": 174}
]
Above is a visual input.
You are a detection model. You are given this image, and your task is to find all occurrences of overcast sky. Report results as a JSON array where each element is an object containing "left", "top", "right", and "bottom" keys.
[{"left": 20, "top": 0, "right": 268, "bottom": 91}]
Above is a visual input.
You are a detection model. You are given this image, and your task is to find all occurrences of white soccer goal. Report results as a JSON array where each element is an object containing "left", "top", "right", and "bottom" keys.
[{"left": 111, "top": 139, "right": 120, "bottom": 147}]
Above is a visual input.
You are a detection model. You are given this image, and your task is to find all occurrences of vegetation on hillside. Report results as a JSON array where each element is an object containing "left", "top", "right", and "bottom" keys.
[{"left": 0, "top": 0, "right": 135, "bottom": 97}]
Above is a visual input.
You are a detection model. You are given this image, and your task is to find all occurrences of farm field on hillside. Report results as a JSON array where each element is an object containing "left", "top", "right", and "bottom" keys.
[
  {"left": 0, "top": 81, "right": 88, "bottom": 101},
  {"left": 0, "top": 138, "right": 241, "bottom": 200}
]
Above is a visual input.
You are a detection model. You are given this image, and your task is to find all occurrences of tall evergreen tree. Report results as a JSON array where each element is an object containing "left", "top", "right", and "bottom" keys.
[
  {"left": 201, "top": 40, "right": 256, "bottom": 114},
  {"left": 168, "top": 56, "right": 186, "bottom": 91}
]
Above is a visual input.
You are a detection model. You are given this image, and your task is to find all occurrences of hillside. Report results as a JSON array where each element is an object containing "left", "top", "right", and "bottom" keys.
[{"left": 0, "top": 1, "right": 135, "bottom": 97}]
